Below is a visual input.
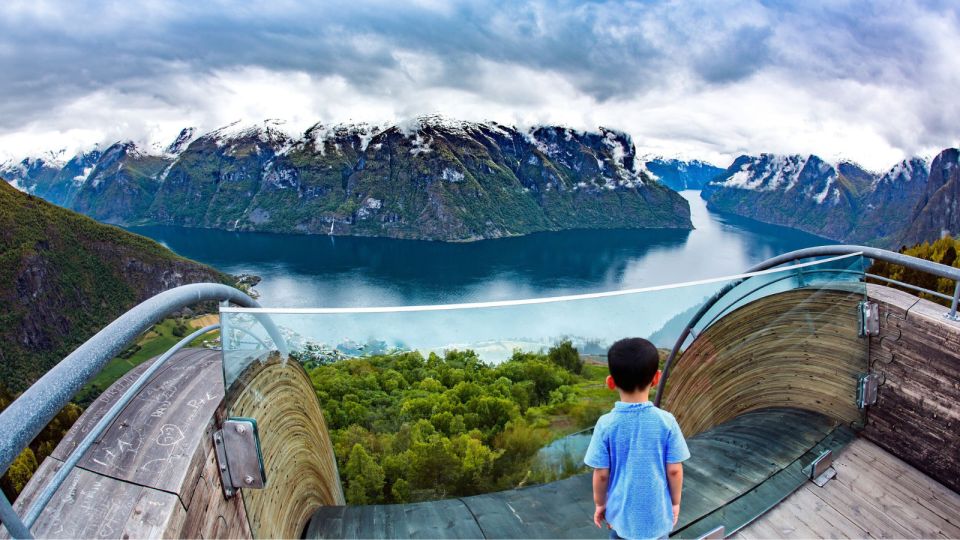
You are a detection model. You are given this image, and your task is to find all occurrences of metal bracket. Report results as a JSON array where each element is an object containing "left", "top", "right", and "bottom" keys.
[
  {"left": 808, "top": 450, "right": 837, "bottom": 487},
  {"left": 859, "top": 301, "right": 879, "bottom": 337},
  {"left": 213, "top": 417, "right": 267, "bottom": 498},
  {"left": 857, "top": 373, "right": 881, "bottom": 409}
]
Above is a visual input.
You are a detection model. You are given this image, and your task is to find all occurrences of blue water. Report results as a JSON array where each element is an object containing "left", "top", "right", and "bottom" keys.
[{"left": 127, "top": 191, "right": 829, "bottom": 307}]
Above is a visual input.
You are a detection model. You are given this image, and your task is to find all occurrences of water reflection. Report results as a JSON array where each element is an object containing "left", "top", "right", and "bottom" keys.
[{"left": 129, "top": 191, "right": 829, "bottom": 307}]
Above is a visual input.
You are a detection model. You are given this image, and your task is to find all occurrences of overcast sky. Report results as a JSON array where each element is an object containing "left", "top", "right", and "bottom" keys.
[{"left": 1, "top": 0, "right": 958, "bottom": 170}]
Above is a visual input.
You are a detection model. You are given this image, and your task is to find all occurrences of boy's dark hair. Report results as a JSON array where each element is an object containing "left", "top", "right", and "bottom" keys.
[{"left": 607, "top": 337, "right": 660, "bottom": 391}]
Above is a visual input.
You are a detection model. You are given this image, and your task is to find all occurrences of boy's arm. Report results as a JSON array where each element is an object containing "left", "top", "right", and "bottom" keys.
[
  {"left": 666, "top": 462, "right": 683, "bottom": 526},
  {"left": 592, "top": 468, "right": 610, "bottom": 528}
]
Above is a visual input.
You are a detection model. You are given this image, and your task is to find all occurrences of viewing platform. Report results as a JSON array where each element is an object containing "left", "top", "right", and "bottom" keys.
[{"left": 1, "top": 246, "right": 958, "bottom": 539}]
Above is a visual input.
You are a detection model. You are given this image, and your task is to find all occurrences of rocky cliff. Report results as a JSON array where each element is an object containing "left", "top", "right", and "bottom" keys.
[
  {"left": 701, "top": 152, "right": 935, "bottom": 246},
  {"left": 0, "top": 181, "right": 231, "bottom": 391},
  {"left": 899, "top": 148, "right": 960, "bottom": 248},
  {"left": 645, "top": 158, "right": 725, "bottom": 191},
  {"left": 3, "top": 118, "right": 692, "bottom": 241}
]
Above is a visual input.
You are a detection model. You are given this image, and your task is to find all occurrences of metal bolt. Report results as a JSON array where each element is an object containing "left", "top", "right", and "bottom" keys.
[
  {"left": 244, "top": 475, "right": 254, "bottom": 485},
  {"left": 235, "top": 424, "right": 246, "bottom": 434}
]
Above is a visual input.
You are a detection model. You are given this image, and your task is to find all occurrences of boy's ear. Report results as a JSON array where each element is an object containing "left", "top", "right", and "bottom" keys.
[
  {"left": 651, "top": 369, "right": 662, "bottom": 387},
  {"left": 606, "top": 375, "right": 616, "bottom": 390}
]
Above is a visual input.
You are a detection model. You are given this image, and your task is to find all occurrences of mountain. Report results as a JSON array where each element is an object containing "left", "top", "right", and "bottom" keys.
[
  {"left": 899, "top": 148, "right": 960, "bottom": 248},
  {"left": 701, "top": 153, "right": 934, "bottom": 246},
  {"left": 645, "top": 158, "right": 725, "bottom": 191},
  {"left": 0, "top": 181, "right": 232, "bottom": 392},
  {"left": 4, "top": 117, "right": 692, "bottom": 241}
]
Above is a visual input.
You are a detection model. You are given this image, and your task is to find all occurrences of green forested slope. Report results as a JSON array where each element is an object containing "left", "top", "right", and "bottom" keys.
[{"left": 0, "top": 180, "right": 231, "bottom": 392}]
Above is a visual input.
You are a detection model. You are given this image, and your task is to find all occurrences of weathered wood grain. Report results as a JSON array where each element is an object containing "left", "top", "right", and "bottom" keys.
[
  {"left": 662, "top": 287, "right": 868, "bottom": 436},
  {"left": 739, "top": 437, "right": 960, "bottom": 539},
  {"left": 5, "top": 348, "right": 253, "bottom": 539},
  {"left": 226, "top": 352, "right": 344, "bottom": 539},
  {"left": 863, "top": 284, "right": 960, "bottom": 493}
]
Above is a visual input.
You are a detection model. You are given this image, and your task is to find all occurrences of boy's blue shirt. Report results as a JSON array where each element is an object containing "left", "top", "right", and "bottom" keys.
[{"left": 584, "top": 401, "right": 690, "bottom": 540}]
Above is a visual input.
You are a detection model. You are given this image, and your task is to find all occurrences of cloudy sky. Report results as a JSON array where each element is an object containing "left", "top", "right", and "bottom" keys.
[{"left": 0, "top": 0, "right": 958, "bottom": 170}]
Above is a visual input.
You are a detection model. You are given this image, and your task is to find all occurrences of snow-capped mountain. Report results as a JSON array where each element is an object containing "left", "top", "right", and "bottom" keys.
[
  {"left": 1, "top": 117, "right": 691, "bottom": 241},
  {"left": 701, "top": 152, "right": 940, "bottom": 246},
  {"left": 644, "top": 158, "right": 725, "bottom": 191}
]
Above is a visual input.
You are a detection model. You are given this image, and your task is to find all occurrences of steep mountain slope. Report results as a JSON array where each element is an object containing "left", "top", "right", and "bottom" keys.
[
  {"left": 6, "top": 118, "right": 692, "bottom": 241},
  {"left": 645, "top": 158, "right": 725, "bottom": 191},
  {"left": 0, "top": 150, "right": 103, "bottom": 207},
  {"left": 0, "top": 181, "right": 231, "bottom": 392},
  {"left": 71, "top": 141, "right": 173, "bottom": 224},
  {"left": 702, "top": 154, "right": 865, "bottom": 240},
  {"left": 854, "top": 157, "right": 930, "bottom": 245},
  {"left": 701, "top": 153, "right": 934, "bottom": 246},
  {"left": 899, "top": 148, "right": 960, "bottom": 247}
]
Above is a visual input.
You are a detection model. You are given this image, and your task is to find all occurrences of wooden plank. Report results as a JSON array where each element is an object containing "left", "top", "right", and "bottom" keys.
[
  {"left": 777, "top": 486, "right": 867, "bottom": 539},
  {"left": 662, "top": 288, "right": 867, "bottom": 436},
  {"left": 10, "top": 461, "right": 162, "bottom": 539},
  {"left": 830, "top": 443, "right": 960, "bottom": 538},
  {"left": 52, "top": 356, "right": 161, "bottom": 460},
  {"left": 120, "top": 486, "right": 186, "bottom": 539},
  {"left": 226, "top": 353, "right": 345, "bottom": 538},
  {"left": 72, "top": 349, "right": 225, "bottom": 506},
  {"left": 864, "top": 285, "right": 960, "bottom": 494},
  {"left": 802, "top": 473, "right": 915, "bottom": 539},
  {"left": 848, "top": 439, "right": 960, "bottom": 518}
]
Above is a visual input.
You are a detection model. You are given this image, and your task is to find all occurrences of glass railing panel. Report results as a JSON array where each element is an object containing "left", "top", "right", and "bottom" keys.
[
  {"left": 217, "top": 254, "right": 868, "bottom": 536},
  {"left": 692, "top": 253, "right": 868, "bottom": 336}
]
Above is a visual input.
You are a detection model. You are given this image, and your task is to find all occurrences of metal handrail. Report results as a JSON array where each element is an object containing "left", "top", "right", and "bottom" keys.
[
  {"left": 0, "top": 283, "right": 288, "bottom": 538},
  {"left": 864, "top": 273, "right": 955, "bottom": 302},
  {"left": 0, "top": 283, "right": 286, "bottom": 477},
  {"left": 654, "top": 244, "right": 960, "bottom": 407}
]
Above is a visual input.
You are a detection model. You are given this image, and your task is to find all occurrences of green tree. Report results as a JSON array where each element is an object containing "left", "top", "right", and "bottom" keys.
[
  {"left": 2, "top": 448, "right": 37, "bottom": 496},
  {"left": 548, "top": 340, "right": 583, "bottom": 374},
  {"left": 344, "top": 444, "right": 385, "bottom": 504}
]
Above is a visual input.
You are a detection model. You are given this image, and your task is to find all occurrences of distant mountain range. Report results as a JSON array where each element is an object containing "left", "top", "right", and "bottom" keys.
[
  {"left": 0, "top": 181, "right": 230, "bottom": 392},
  {"left": 644, "top": 158, "right": 725, "bottom": 191},
  {"left": 1, "top": 117, "right": 692, "bottom": 241},
  {"left": 701, "top": 149, "right": 960, "bottom": 247}
]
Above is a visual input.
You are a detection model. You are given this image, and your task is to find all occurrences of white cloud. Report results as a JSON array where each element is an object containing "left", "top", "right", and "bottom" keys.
[{"left": 0, "top": 0, "right": 957, "bottom": 172}]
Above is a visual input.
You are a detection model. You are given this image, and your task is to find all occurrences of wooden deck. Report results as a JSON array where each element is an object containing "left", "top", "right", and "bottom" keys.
[{"left": 735, "top": 437, "right": 960, "bottom": 539}]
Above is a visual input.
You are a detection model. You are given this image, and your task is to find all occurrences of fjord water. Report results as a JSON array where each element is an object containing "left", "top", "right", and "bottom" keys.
[{"left": 129, "top": 191, "right": 829, "bottom": 307}]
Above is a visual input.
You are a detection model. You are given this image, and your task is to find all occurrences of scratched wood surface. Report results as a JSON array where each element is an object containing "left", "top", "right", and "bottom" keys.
[
  {"left": 4, "top": 348, "right": 253, "bottom": 539},
  {"left": 307, "top": 408, "right": 843, "bottom": 539},
  {"left": 226, "top": 352, "right": 345, "bottom": 539},
  {"left": 661, "top": 287, "right": 867, "bottom": 437},
  {"left": 6, "top": 457, "right": 187, "bottom": 539},
  {"left": 862, "top": 284, "right": 960, "bottom": 494}
]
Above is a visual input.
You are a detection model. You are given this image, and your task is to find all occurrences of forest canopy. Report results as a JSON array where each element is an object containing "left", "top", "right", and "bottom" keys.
[{"left": 306, "top": 341, "right": 615, "bottom": 504}]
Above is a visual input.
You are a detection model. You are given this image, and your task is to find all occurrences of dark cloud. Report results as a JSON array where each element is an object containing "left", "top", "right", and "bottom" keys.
[{"left": 0, "top": 0, "right": 957, "bottom": 167}]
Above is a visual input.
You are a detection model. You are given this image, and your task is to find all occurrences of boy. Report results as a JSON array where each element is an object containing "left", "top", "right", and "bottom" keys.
[{"left": 584, "top": 337, "right": 690, "bottom": 540}]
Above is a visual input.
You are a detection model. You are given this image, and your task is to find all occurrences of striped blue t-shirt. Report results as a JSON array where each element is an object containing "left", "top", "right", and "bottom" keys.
[{"left": 584, "top": 401, "right": 690, "bottom": 539}]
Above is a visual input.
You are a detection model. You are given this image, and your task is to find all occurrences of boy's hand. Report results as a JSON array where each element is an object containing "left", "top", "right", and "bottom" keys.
[
  {"left": 672, "top": 504, "right": 680, "bottom": 527},
  {"left": 593, "top": 505, "right": 607, "bottom": 528}
]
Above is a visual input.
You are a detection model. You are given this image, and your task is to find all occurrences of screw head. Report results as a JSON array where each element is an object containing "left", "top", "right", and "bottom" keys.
[
  {"left": 235, "top": 424, "right": 246, "bottom": 434},
  {"left": 244, "top": 475, "right": 254, "bottom": 484}
]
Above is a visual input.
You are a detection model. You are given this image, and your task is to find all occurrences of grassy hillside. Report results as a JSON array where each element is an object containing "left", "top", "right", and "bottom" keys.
[{"left": 0, "top": 180, "right": 232, "bottom": 392}]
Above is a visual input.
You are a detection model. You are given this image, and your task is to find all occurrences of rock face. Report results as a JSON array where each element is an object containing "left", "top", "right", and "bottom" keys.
[
  {"left": 4, "top": 117, "right": 692, "bottom": 241},
  {"left": 899, "top": 149, "right": 960, "bottom": 248},
  {"left": 0, "top": 181, "right": 230, "bottom": 392},
  {"left": 645, "top": 158, "right": 725, "bottom": 191},
  {"left": 701, "top": 153, "right": 936, "bottom": 246}
]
